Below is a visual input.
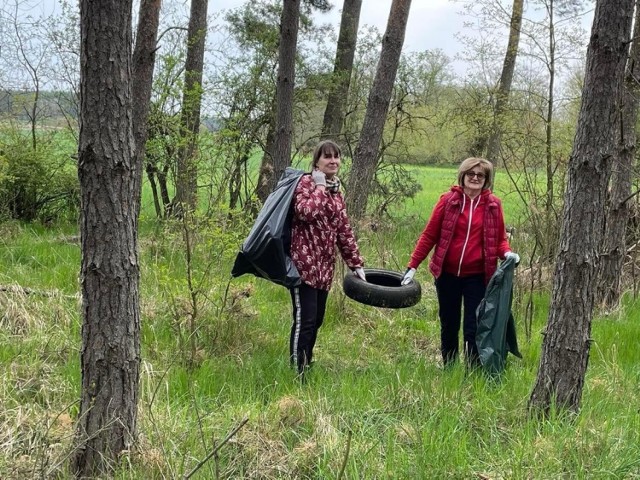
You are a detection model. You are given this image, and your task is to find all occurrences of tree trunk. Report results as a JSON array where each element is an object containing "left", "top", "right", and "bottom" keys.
[
  {"left": 30, "top": 84, "right": 39, "bottom": 151},
  {"left": 596, "top": 0, "right": 640, "bottom": 311},
  {"left": 485, "top": 0, "right": 524, "bottom": 165},
  {"left": 529, "top": 0, "right": 634, "bottom": 414},
  {"left": 146, "top": 163, "right": 163, "bottom": 218},
  {"left": 320, "top": 0, "right": 363, "bottom": 141},
  {"left": 132, "top": 0, "right": 162, "bottom": 220},
  {"left": 255, "top": 108, "right": 277, "bottom": 204},
  {"left": 256, "top": 0, "right": 301, "bottom": 200},
  {"left": 72, "top": 0, "right": 140, "bottom": 476},
  {"left": 159, "top": 163, "right": 171, "bottom": 215},
  {"left": 174, "top": 0, "right": 208, "bottom": 216},
  {"left": 347, "top": 0, "right": 412, "bottom": 219},
  {"left": 544, "top": 1, "right": 557, "bottom": 264}
]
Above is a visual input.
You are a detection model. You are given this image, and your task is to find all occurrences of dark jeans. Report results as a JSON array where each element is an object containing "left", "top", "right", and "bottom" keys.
[
  {"left": 289, "top": 283, "right": 328, "bottom": 373},
  {"left": 434, "top": 272, "right": 485, "bottom": 366}
]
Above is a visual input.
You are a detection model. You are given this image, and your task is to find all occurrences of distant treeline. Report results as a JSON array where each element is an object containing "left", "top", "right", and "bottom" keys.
[{"left": 0, "top": 89, "right": 77, "bottom": 125}]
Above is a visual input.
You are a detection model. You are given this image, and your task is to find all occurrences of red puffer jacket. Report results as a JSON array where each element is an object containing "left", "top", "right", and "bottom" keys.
[
  {"left": 290, "top": 175, "right": 364, "bottom": 291},
  {"left": 408, "top": 186, "right": 510, "bottom": 285}
]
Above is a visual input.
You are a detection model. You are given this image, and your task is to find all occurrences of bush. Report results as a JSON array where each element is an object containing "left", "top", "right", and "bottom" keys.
[{"left": 0, "top": 128, "right": 79, "bottom": 222}]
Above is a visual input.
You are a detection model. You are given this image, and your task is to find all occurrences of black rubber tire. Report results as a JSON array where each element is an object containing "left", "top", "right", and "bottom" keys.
[{"left": 343, "top": 268, "right": 421, "bottom": 309}]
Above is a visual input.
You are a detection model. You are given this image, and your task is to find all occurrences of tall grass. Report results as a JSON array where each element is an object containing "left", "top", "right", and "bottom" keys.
[{"left": 0, "top": 166, "right": 639, "bottom": 479}]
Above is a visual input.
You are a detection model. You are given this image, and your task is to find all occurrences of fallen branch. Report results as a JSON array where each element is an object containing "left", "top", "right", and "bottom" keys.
[
  {"left": 337, "top": 429, "right": 353, "bottom": 480},
  {"left": 183, "top": 416, "right": 249, "bottom": 480},
  {"left": 0, "top": 284, "right": 80, "bottom": 299}
]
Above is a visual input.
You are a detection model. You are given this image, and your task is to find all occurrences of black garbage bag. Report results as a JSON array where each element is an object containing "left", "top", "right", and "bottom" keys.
[
  {"left": 475, "top": 256, "right": 522, "bottom": 375},
  {"left": 231, "top": 167, "right": 305, "bottom": 288}
]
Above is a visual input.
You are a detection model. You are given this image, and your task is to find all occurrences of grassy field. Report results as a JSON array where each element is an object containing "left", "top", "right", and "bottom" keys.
[{"left": 1, "top": 166, "right": 639, "bottom": 479}]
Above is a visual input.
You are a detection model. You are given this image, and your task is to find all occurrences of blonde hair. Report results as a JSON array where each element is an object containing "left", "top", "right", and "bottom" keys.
[{"left": 457, "top": 157, "right": 493, "bottom": 190}]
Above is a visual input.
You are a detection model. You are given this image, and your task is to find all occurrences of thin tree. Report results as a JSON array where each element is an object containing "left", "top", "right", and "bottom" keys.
[
  {"left": 320, "top": 0, "right": 363, "bottom": 141},
  {"left": 132, "top": 0, "right": 162, "bottom": 219},
  {"left": 347, "top": 0, "right": 412, "bottom": 220},
  {"left": 541, "top": 0, "right": 557, "bottom": 222},
  {"left": 72, "top": 0, "right": 140, "bottom": 476},
  {"left": 485, "top": 0, "right": 524, "bottom": 164},
  {"left": 255, "top": 0, "right": 302, "bottom": 202},
  {"left": 1, "top": 0, "right": 49, "bottom": 150},
  {"left": 173, "top": 0, "right": 209, "bottom": 216},
  {"left": 595, "top": 0, "right": 640, "bottom": 311},
  {"left": 529, "top": 0, "right": 634, "bottom": 414}
]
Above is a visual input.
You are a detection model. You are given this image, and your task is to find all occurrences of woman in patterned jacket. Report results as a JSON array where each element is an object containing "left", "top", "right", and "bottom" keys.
[
  {"left": 289, "top": 140, "right": 366, "bottom": 376},
  {"left": 401, "top": 157, "right": 519, "bottom": 368}
]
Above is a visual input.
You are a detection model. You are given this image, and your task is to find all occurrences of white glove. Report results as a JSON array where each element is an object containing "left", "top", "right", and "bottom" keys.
[
  {"left": 401, "top": 268, "right": 416, "bottom": 285},
  {"left": 353, "top": 267, "right": 366, "bottom": 282},
  {"left": 505, "top": 251, "right": 520, "bottom": 265},
  {"left": 311, "top": 169, "right": 326, "bottom": 187}
]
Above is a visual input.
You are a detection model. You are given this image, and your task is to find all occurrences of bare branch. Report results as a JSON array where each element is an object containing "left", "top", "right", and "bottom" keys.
[{"left": 183, "top": 417, "right": 249, "bottom": 479}]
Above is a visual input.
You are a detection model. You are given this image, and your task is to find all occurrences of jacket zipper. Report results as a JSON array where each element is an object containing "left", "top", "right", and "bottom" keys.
[{"left": 457, "top": 195, "right": 480, "bottom": 276}]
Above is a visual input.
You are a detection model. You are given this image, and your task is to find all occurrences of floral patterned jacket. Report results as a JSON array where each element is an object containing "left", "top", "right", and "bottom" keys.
[{"left": 290, "top": 175, "right": 364, "bottom": 291}]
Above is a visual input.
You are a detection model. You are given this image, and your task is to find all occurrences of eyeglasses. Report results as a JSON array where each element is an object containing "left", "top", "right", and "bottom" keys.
[{"left": 465, "top": 171, "right": 486, "bottom": 180}]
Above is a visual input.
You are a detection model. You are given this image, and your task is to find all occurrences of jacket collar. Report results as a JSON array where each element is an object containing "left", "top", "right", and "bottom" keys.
[{"left": 450, "top": 185, "right": 493, "bottom": 200}]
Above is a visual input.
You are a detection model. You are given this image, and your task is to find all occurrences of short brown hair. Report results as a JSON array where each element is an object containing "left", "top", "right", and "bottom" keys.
[
  {"left": 312, "top": 140, "right": 341, "bottom": 169},
  {"left": 457, "top": 157, "right": 493, "bottom": 190}
]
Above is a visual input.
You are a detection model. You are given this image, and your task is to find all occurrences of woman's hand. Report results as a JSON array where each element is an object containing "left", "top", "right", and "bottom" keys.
[
  {"left": 505, "top": 251, "right": 520, "bottom": 265},
  {"left": 353, "top": 267, "right": 367, "bottom": 282},
  {"left": 311, "top": 169, "right": 327, "bottom": 187},
  {"left": 401, "top": 268, "right": 416, "bottom": 285}
]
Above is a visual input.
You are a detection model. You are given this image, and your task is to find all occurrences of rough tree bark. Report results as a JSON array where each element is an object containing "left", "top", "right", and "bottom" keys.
[
  {"left": 255, "top": 110, "right": 277, "bottom": 204},
  {"left": 132, "top": 0, "right": 162, "bottom": 219},
  {"left": 347, "top": 0, "right": 412, "bottom": 220},
  {"left": 255, "top": 0, "right": 301, "bottom": 202},
  {"left": 485, "top": 0, "right": 524, "bottom": 165},
  {"left": 174, "top": 0, "right": 208, "bottom": 216},
  {"left": 595, "top": 0, "right": 640, "bottom": 311},
  {"left": 320, "top": 0, "right": 363, "bottom": 141},
  {"left": 72, "top": 0, "right": 141, "bottom": 476},
  {"left": 528, "top": 0, "right": 634, "bottom": 414}
]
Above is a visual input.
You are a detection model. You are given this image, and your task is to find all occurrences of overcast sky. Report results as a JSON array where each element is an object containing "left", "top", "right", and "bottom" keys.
[
  {"left": 35, "top": 0, "right": 470, "bottom": 59},
  {"left": 237, "top": 0, "right": 465, "bottom": 58},
  {"left": 311, "top": 0, "right": 465, "bottom": 56},
  {"left": 35, "top": 0, "right": 594, "bottom": 76}
]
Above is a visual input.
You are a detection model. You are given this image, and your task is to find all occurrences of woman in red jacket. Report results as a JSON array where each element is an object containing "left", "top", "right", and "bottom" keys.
[
  {"left": 289, "top": 140, "right": 366, "bottom": 377},
  {"left": 401, "top": 157, "right": 519, "bottom": 367}
]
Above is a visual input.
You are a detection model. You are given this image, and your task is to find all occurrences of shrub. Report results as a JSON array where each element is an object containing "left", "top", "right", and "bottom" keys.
[{"left": 0, "top": 128, "right": 79, "bottom": 222}]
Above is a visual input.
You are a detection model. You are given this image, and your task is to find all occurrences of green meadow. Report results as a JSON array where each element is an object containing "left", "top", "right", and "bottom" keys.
[{"left": 1, "top": 165, "right": 639, "bottom": 479}]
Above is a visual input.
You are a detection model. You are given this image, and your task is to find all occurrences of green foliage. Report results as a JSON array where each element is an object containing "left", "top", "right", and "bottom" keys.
[
  {"left": 141, "top": 207, "right": 252, "bottom": 366},
  {"left": 384, "top": 51, "right": 459, "bottom": 165},
  {"left": 226, "top": 1, "right": 282, "bottom": 51},
  {"left": 3, "top": 165, "right": 640, "bottom": 478},
  {"left": 0, "top": 128, "right": 78, "bottom": 222}
]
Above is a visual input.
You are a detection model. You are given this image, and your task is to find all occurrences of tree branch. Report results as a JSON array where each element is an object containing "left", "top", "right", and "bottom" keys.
[
  {"left": 183, "top": 416, "right": 249, "bottom": 479},
  {"left": 156, "top": 26, "right": 188, "bottom": 46},
  {"left": 620, "top": 188, "right": 640, "bottom": 206}
]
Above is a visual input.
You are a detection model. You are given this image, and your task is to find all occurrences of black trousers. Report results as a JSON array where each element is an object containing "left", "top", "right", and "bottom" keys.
[
  {"left": 289, "top": 283, "right": 328, "bottom": 373},
  {"left": 434, "top": 272, "right": 485, "bottom": 366}
]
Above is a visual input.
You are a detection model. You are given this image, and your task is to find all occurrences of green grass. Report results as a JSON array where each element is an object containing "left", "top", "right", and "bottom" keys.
[
  {"left": 0, "top": 222, "right": 80, "bottom": 294},
  {"left": 1, "top": 166, "right": 639, "bottom": 479}
]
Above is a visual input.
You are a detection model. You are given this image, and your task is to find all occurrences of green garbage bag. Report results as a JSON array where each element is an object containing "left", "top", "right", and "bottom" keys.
[{"left": 475, "top": 256, "right": 522, "bottom": 375}]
